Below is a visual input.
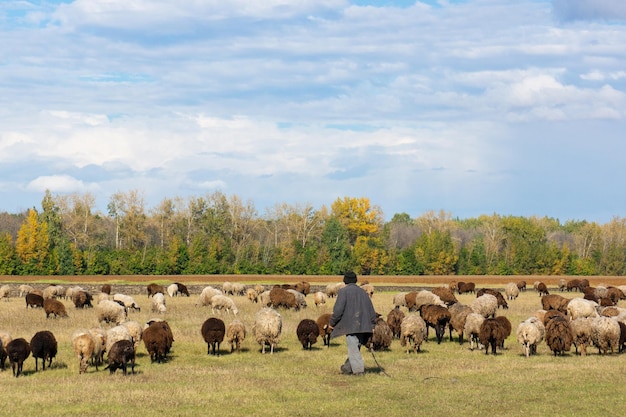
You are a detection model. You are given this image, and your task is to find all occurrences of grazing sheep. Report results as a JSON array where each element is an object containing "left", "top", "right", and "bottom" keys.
[
  {"left": 569, "top": 317, "right": 593, "bottom": 356},
  {"left": 226, "top": 320, "right": 246, "bottom": 353},
  {"left": 325, "top": 282, "right": 345, "bottom": 298},
  {"left": 42, "top": 285, "right": 64, "bottom": 300},
  {"left": 505, "top": 283, "right": 519, "bottom": 300},
  {"left": 431, "top": 286, "right": 458, "bottom": 306},
  {"left": 545, "top": 316, "right": 572, "bottom": 356},
  {"left": 392, "top": 292, "right": 408, "bottom": 308},
  {"left": 558, "top": 278, "right": 567, "bottom": 292},
  {"left": 26, "top": 293, "right": 44, "bottom": 309},
  {"left": 147, "top": 283, "right": 165, "bottom": 298},
  {"left": 494, "top": 316, "right": 512, "bottom": 348},
  {"left": 72, "top": 332, "right": 97, "bottom": 374},
  {"left": 121, "top": 321, "right": 143, "bottom": 352},
  {"left": 464, "top": 313, "right": 485, "bottom": 351},
  {"left": 252, "top": 307, "right": 282, "bottom": 354},
  {"left": 101, "top": 284, "right": 111, "bottom": 295},
  {"left": 6, "top": 338, "right": 30, "bottom": 377},
  {"left": 286, "top": 289, "right": 308, "bottom": 310},
  {"left": 399, "top": 314, "right": 427, "bottom": 354},
  {"left": 517, "top": 281, "right": 527, "bottom": 292},
  {"left": 269, "top": 287, "right": 299, "bottom": 311},
  {"left": 95, "top": 292, "right": 110, "bottom": 304},
  {"left": 457, "top": 282, "right": 476, "bottom": 294},
  {"left": 566, "top": 279, "right": 581, "bottom": 292},
  {"left": 143, "top": 320, "right": 174, "bottom": 363},
  {"left": 210, "top": 294, "right": 239, "bottom": 316},
  {"left": 316, "top": 313, "right": 332, "bottom": 348},
  {"left": 175, "top": 282, "right": 190, "bottom": 296},
  {"left": 89, "top": 327, "right": 106, "bottom": 367},
  {"left": 0, "top": 284, "right": 10, "bottom": 301},
  {"left": 605, "top": 286, "right": 624, "bottom": 304},
  {"left": 18, "top": 284, "right": 34, "bottom": 297},
  {"left": 73, "top": 290, "right": 93, "bottom": 309},
  {"left": 541, "top": 294, "right": 570, "bottom": 314},
  {"left": 387, "top": 306, "right": 406, "bottom": 339},
  {"left": 591, "top": 316, "right": 620, "bottom": 355},
  {"left": 566, "top": 298, "right": 599, "bottom": 320},
  {"left": 167, "top": 283, "right": 179, "bottom": 298},
  {"left": 479, "top": 318, "right": 507, "bottom": 355},
  {"left": 30, "top": 330, "right": 57, "bottom": 372},
  {"left": 449, "top": 281, "right": 458, "bottom": 293},
  {"left": 106, "top": 325, "right": 132, "bottom": 354},
  {"left": 97, "top": 300, "right": 127, "bottom": 326},
  {"left": 246, "top": 288, "right": 259, "bottom": 303},
  {"left": 516, "top": 317, "right": 545, "bottom": 357},
  {"left": 112, "top": 293, "right": 141, "bottom": 312},
  {"left": 296, "top": 319, "right": 320, "bottom": 350},
  {"left": 405, "top": 290, "right": 445, "bottom": 312},
  {"left": 295, "top": 281, "right": 311, "bottom": 296},
  {"left": 476, "top": 288, "right": 508, "bottom": 309},
  {"left": 43, "top": 298, "right": 68, "bottom": 318},
  {"left": 196, "top": 286, "right": 223, "bottom": 307},
  {"left": 469, "top": 294, "right": 498, "bottom": 319},
  {"left": 313, "top": 291, "right": 327, "bottom": 307},
  {"left": 231, "top": 282, "right": 246, "bottom": 296},
  {"left": 201, "top": 317, "right": 226, "bottom": 355},
  {"left": 419, "top": 304, "right": 451, "bottom": 344},
  {"left": 448, "top": 302, "right": 473, "bottom": 344},
  {"left": 151, "top": 292, "right": 167, "bottom": 314},
  {"left": 0, "top": 330, "right": 12, "bottom": 370},
  {"left": 222, "top": 281, "right": 234, "bottom": 295},
  {"left": 369, "top": 316, "right": 393, "bottom": 351},
  {"left": 106, "top": 340, "right": 135, "bottom": 375},
  {"left": 536, "top": 282, "right": 549, "bottom": 296}
]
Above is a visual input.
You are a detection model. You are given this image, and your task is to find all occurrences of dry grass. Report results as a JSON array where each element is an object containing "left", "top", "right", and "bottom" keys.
[{"left": 0, "top": 277, "right": 626, "bottom": 416}]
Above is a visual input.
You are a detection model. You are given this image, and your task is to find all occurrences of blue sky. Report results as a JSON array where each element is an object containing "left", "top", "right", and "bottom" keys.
[{"left": 1, "top": 0, "right": 626, "bottom": 223}]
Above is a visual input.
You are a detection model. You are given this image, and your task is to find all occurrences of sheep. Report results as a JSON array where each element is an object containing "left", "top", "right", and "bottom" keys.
[
  {"left": 73, "top": 290, "right": 93, "bottom": 309},
  {"left": 431, "top": 286, "right": 458, "bottom": 306},
  {"left": 121, "top": 321, "right": 143, "bottom": 352},
  {"left": 246, "top": 288, "right": 259, "bottom": 303},
  {"left": 167, "top": 282, "right": 190, "bottom": 297},
  {"left": 479, "top": 318, "right": 507, "bottom": 355},
  {"left": 495, "top": 315, "right": 512, "bottom": 349},
  {"left": 476, "top": 288, "right": 508, "bottom": 309},
  {"left": 566, "top": 279, "right": 581, "bottom": 292},
  {"left": 566, "top": 298, "right": 599, "bottom": 320},
  {"left": 226, "top": 319, "right": 246, "bottom": 353},
  {"left": 286, "top": 289, "right": 307, "bottom": 310},
  {"left": 295, "top": 281, "right": 311, "bottom": 296},
  {"left": 174, "top": 282, "right": 190, "bottom": 297},
  {"left": 97, "top": 299, "right": 127, "bottom": 325},
  {"left": 26, "top": 293, "right": 44, "bottom": 309},
  {"left": 105, "top": 340, "right": 135, "bottom": 375},
  {"left": 469, "top": 294, "right": 498, "bottom": 319},
  {"left": 210, "top": 294, "right": 239, "bottom": 316},
  {"left": 30, "top": 330, "right": 57, "bottom": 371},
  {"left": 254, "top": 284, "right": 266, "bottom": 295},
  {"left": 0, "top": 330, "right": 12, "bottom": 370},
  {"left": 316, "top": 313, "right": 332, "bottom": 348},
  {"left": 232, "top": 282, "right": 246, "bottom": 296},
  {"left": 106, "top": 325, "right": 132, "bottom": 354},
  {"left": 392, "top": 292, "right": 408, "bottom": 308},
  {"left": 89, "top": 327, "right": 107, "bottom": 367},
  {"left": 545, "top": 316, "right": 572, "bottom": 356},
  {"left": 44, "top": 298, "right": 68, "bottom": 318},
  {"left": 258, "top": 290, "right": 271, "bottom": 307},
  {"left": 144, "top": 319, "right": 174, "bottom": 354},
  {"left": 605, "top": 286, "right": 624, "bottom": 304},
  {"left": 558, "top": 278, "right": 567, "bottom": 292},
  {"left": 590, "top": 316, "right": 620, "bottom": 355},
  {"left": 222, "top": 281, "right": 234, "bottom": 295},
  {"left": 449, "top": 281, "right": 458, "bottom": 293},
  {"left": 18, "top": 284, "right": 34, "bottom": 297},
  {"left": 72, "top": 332, "right": 96, "bottom": 374},
  {"left": 448, "top": 302, "right": 473, "bottom": 344},
  {"left": 65, "top": 286, "right": 84, "bottom": 301},
  {"left": 516, "top": 317, "right": 545, "bottom": 357},
  {"left": 313, "top": 291, "right": 327, "bottom": 307},
  {"left": 569, "top": 317, "right": 593, "bottom": 356},
  {"left": 167, "top": 283, "right": 179, "bottom": 298},
  {"left": 464, "top": 313, "right": 485, "bottom": 351},
  {"left": 543, "top": 309, "right": 566, "bottom": 326},
  {"left": 618, "top": 321, "right": 626, "bottom": 353},
  {"left": 536, "top": 282, "right": 549, "bottom": 296},
  {"left": 0, "top": 284, "right": 10, "bottom": 301},
  {"left": 505, "top": 282, "right": 519, "bottom": 300},
  {"left": 296, "top": 319, "right": 320, "bottom": 350},
  {"left": 405, "top": 290, "right": 445, "bottom": 312},
  {"left": 517, "top": 281, "right": 527, "bottom": 292},
  {"left": 325, "top": 282, "right": 345, "bottom": 298},
  {"left": 143, "top": 321, "right": 174, "bottom": 363},
  {"left": 42, "top": 285, "right": 64, "bottom": 299},
  {"left": 112, "top": 293, "right": 141, "bottom": 312},
  {"left": 369, "top": 315, "right": 393, "bottom": 351},
  {"left": 201, "top": 317, "right": 226, "bottom": 355},
  {"left": 418, "top": 304, "right": 451, "bottom": 344},
  {"left": 147, "top": 283, "right": 165, "bottom": 298},
  {"left": 399, "top": 314, "right": 427, "bottom": 354},
  {"left": 387, "top": 306, "right": 406, "bottom": 339},
  {"left": 101, "top": 284, "right": 112, "bottom": 295},
  {"left": 541, "top": 294, "right": 570, "bottom": 314},
  {"left": 361, "top": 284, "right": 375, "bottom": 298},
  {"left": 196, "top": 286, "right": 223, "bottom": 307},
  {"left": 252, "top": 307, "right": 282, "bottom": 354},
  {"left": 6, "top": 338, "right": 30, "bottom": 377},
  {"left": 151, "top": 292, "right": 167, "bottom": 314},
  {"left": 95, "top": 292, "right": 110, "bottom": 304},
  {"left": 457, "top": 282, "right": 476, "bottom": 294},
  {"left": 269, "top": 287, "right": 299, "bottom": 311}
]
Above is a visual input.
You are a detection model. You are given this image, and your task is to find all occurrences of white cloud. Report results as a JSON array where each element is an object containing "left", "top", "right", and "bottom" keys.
[{"left": 26, "top": 175, "right": 101, "bottom": 193}]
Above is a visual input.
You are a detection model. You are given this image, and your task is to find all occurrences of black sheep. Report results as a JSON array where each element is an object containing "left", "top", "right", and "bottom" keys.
[
  {"left": 106, "top": 339, "right": 135, "bottom": 375},
  {"left": 296, "top": 319, "right": 319, "bottom": 350},
  {"left": 26, "top": 293, "right": 44, "bottom": 309},
  {"left": 201, "top": 317, "right": 226, "bottom": 355},
  {"left": 143, "top": 320, "right": 174, "bottom": 363},
  {"left": 6, "top": 338, "right": 31, "bottom": 377},
  {"left": 30, "top": 330, "right": 58, "bottom": 371},
  {"left": 457, "top": 282, "right": 475, "bottom": 294}
]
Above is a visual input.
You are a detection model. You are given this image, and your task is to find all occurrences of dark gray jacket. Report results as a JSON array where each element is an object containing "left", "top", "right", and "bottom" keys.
[{"left": 329, "top": 283, "right": 377, "bottom": 339}]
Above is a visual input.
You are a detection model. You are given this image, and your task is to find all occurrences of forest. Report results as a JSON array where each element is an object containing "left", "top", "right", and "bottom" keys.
[{"left": 0, "top": 189, "right": 624, "bottom": 277}]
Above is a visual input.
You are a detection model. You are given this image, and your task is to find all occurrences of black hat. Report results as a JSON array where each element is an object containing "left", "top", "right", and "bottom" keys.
[{"left": 343, "top": 271, "right": 357, "bottom": 284}]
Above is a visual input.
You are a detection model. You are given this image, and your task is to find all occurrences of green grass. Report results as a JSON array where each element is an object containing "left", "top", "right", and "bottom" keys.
[{"left": 1, "top": 285, "right": 625, "bottom": 416}]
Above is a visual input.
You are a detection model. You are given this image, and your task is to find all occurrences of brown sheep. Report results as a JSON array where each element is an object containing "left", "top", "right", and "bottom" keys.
[
  {"left": 536, "top": 282, "right": 549, "bottom": 296},
  {"left": 566, "top": 279, "right": 581, "bottom": 292},
  {"left": 457, "top": 282, "right": 476, "bottom": 294},
  {"left": 386, "top": 306, "right": 405, "bottom": 339},
  {"left": 494, "top": 316, "right": 512, "bottom": 349},
  {"left": 419, "top": 304, "right": 452, "bottom": 344},
  {"left": 226, "top": 320, "right": 246, "bottom": 353},
  {"left": 173, "top": 282, "right": 190, "bottom": 297},
  {"left": 30, "top": 330, "right": 57, "bottom": 371},
  {"left": 73, "top": 290, "right": 93, "bottom": 309},
  {"left": 368, "top": 316, "right": 392, "bottom": 351},
  {"left": 43, "top": 298, "right": 68, "bottom": 319},
  {"left": 545, "top": 316, "right": 573, "bottom": 356},
  {"left": 295, "top": 281, "right": 311, "bottom": 296},
  {"left": 6, "top": 338, "right": 30, "bottom": 377},
  {"left": 143, "top": 320, "right": 174, "bottom": 363},
  {"left": 448, "top": 303, "right": 472, "bottom": 344},
  {"left": 147, "top": 283, "right": 165, "bottom": 298},
  {"left": 431, "top": 286, "right": 458, "bottom": 306},
  {"left": 296, "top": 319, "right": 319, "bottom": 350},
  {"left": 476, "top": 288, "right": 508, "bottom": 309},
  {"left": 106, "top": 339, "right": 135, "bottom": 375},
  {"left": 201, "top": 317, "right": 225, "bottom": 356},
  {"left": 543, "top": 309, "right": 566, "bottom": 326},
  {"left": 479, "top": 318, "right": 507, "bottom": 355},
  {"left": 26, "top": 293, "right": 44, "bottom": 309},
  {"left": 101, "top": 284, "right": 112, "bottom": 295},
  {"left": 316, "top": 313, "right": 332, "bottom": 348},
  {"left": 541, "top": 294, "right": 570, "bottom": 313},
  {"left": 517, "top": 281, "right": 527, "bottom": 292},
  {"left": 269, "top": 287, "right": 299, "bottom": 311}
]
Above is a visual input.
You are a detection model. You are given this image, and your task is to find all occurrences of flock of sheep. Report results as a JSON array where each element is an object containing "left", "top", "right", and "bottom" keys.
[{"left": 1, "top": 276, "right": 626, "bottom": 378}]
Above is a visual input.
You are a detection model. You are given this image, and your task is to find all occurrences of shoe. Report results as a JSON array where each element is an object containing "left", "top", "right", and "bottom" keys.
[
  {"left": 340, "top": 364, "right": 352, "bottom": 375},
  {"left": 353, "top": 372, "right": 365, "bottom": 376}
]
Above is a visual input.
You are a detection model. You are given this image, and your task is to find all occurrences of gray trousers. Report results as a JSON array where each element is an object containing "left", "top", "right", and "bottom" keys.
[{"left": 342, "top": 334, "right": 365, "bottom": 374}]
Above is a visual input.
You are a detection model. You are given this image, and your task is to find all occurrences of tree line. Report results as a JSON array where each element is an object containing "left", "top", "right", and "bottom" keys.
[{"left": 0, "top": 190, "right": 624, "bottom": 277}]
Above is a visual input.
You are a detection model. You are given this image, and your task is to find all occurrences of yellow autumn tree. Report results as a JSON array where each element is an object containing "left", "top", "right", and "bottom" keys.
[
  {"left": 330, "top": 196, "right": 383, "bottom": 244},
  {"left": 16, "top": 208, "right": 50, "bottom": 273}
]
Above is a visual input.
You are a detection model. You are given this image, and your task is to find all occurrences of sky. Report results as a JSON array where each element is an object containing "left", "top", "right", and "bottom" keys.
[{"left": 1, "top": 0, "right": 626, "bottom": 223}]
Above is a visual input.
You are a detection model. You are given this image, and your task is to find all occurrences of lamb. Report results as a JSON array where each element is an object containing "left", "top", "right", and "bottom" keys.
[
  {"left": 476, "top": 288, "right": 508, "bottom": 309},
  {"left": 457, "top": 282, "right": 476, "bottom": 294},
  {"left": 399, "top": 314, "right": 427, "bottom": 354},
  {"left": 269, "top": 287, "right": 299, "bottom": 311},
  {"left": 479, "top": 317, "right": 507, "bottom": 355},
  {"left": 316, "top": 313, "right": 332, "bottom": 348},
  {"left": 30, "top": 330, "right": 57, "bottom": 372},
  {"left": 44, "top": 298, "right": 68, "bottom": 318},
  {"left": 296, "top": 318, "right": 320, "bottom": 350},
  {"left": 313, "top": 291, "right": 327, "bottom": 307},
  {"left": 0, "top": 284, "right": 10, "bottom": 301},
  {"left": 545, "top": 315, "right": 572, "bottom": 356},
  {"left": 6, "top": 338, "right": 30, "bottom": 377},
  {"left": 18, "top": 284, "right": 34, "bottom": 297},
  {"left": 464, "top": 313, "right": 485, "bottom": 351},
  {"left": 97, "top": 299, "right": 127, "bottom": 325},
  {"left": 196, "top": 286, "right": 223, "bottom": 307},
  {"left": 369, "top": 315, "right": 393, "bottom": 351},
  {"left": 26, "top": 293, "right": 44, "bottom": 309},
  {"left": 143, "top": 320, "right": 174, "bottom": 363},
  {"left": 536, "top": 282, "right": 549, "bottom": 296},
  {"left": 252, "top": 307, "right": 282, "bottom": 354},
  {"left": 431, "top": 286, "right": 458, "bottom": 306},
  {"left": 392, "top": 292, "right": 408, "bottom": 308},
  {"left": 105, "top": 339, "right": 135, "bottom": 375},
  {"left": 0, "top": 330, "right": 12, "bottom": 370},
  {"left": 405, "top": 290, "right": 445, "bottom": 312},
  {"left": 516, "top": 317, "right": 545, "bottom": 357},
  {"left": 566, "top": 297, "right": 599, "bottom": 320},
  {"left": 112, "top": 293, "right": 141, "bottom": 312},
  {"left": 201, "top": 317, "right": 226, "bottom": 355},
  {"left": 469, "top": 294, "right": 498, "bottom": 319},
  {"left": 226, "top": 319, "right": 246, "bottom": 353},
  {"left": 73, "top": 290, "right": 93, "bottom": 309},
  {"left": 569, "top": 317, "right": 593, "bottom": 356},
  {"left": 147, "top": 283, "right": 165, "bottom": 298},
  {"left": 505, "top": 282, "right": 519, "bottom": 300},
  {"left": 386, "top": 306, "right": 406, "bottom": 339},
  {"left": 419, "top": 304, "right": 451, "bottom": 344},
  {"left": 72, "top": 332, "right": 97, "bottom": 374},
  {"left": 286, "top": 289, "right": 307, "bottom": 310},
  {"left": 210, "top": 294, "right": 239, "bottom": 316},
  {"left": 448, "top": 302, "right": 473, "bottom": 344},
  {"left": 121, "top": 321, "right": 143, "bottom": 352},
  {"left": 541, "top": 294, "right": 570, "bottom": 314},
  {"left": 590, "top": 316, "right": 620, "bottom": 355},
  {"left": 151, "top": 292, "right": 167, "bottom": 314}
]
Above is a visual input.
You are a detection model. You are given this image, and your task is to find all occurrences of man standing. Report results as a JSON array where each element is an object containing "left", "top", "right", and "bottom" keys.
[{"left": 328, "top": 271, "right": 377, "bottom": 375}]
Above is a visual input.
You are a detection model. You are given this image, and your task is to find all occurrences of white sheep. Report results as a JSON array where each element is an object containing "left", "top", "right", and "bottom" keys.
[
  {"left": 258, "top": 290, "right": 271, "bottom": 307},
  {"left": 232, "top": 282, "right": 246, "bottom": 296},
  {"left": 325, "top": 282, "right": 345, "bottom": 298},
  {"left": 222, "top": 281, "right": 234, "bottom": 295},
  {"left": 245, "top": 288, "right": 259, "bottom": 303},
  {"left": 65, "top": 286, "right": 84, "bottom": 301},
  {"left": 463, "top": 313, "right": 485, "bottom": 351},
  {"left": 313, "top": 291, "right": 327, "bottom": 307},
  {"left": 516, "top": 317, "right": 545, "bottom": 357},
  {"left": 72, "top": 332, "right": 97, "bottom": 374},
  {"left": 567, "top": 298, "right": 599, "bottom": 320},
  {"left": 591, "top": 316, "right": 620, "bottom": 355},
  {"left": 43, "top": 285, "right": 64, "bottom": 299},
  {"left": 113, "top": 293, "right": 141, "bottom": 312},
  {"left": 95, "top": 292, "right": 110, "bottom": 304},
  {"left": 570, "top": 317, "right": 593, "bottom": 356},
  {"left": 106, "top": 325, "right": 133, "bottom": 355},
  {"left": 167, "top": 283, "right": 179, "bottom": 297},
  {"left": 210, "top": 294, "right": 239, "bottom": 316},
  {"left": 121, "top": 321, "right": 144, "bottom": 352},
  {"left": 399, "top": 314, "right": 427, "bottom": 354},
  {"left": 196, "top": 286, "right": 222, "bottom": 307},
  {"left": 151, "top": 292, "right": 167, "bottom": 314},
  {"left": 0, "top": 285, "right": 10, "bottom": 301},
  {"left": 89, "top": 327, "right": 107, "bottom": 366},
  {"left": 469, "top": 294, "right": 498, "bottom": 318},
  {"left": 393, "top": 292, "right": 408, "bottom": 308},
  {"left": 18, "top": 284, "right": 33, "bottom": 297},
  {"left": 252, "top": 307, "right": 282, "bottom": 354},
  {"left": 226, "top": 319, "right": 246, "bottom": 352},
  {"left": 97, "top": 299, "right": 127, "bottom": 326},
  {"left": 406, "top": 290, "right": 446, "bottom": 311},
  {"left": 286, "top": 289, "right": 307, "bottom": 310},
  {"left": 361, "top": 284, "right": 375, "bottom": 298},
  {"left": 505, "top": 282, "right": 519, "bottom": 300}
]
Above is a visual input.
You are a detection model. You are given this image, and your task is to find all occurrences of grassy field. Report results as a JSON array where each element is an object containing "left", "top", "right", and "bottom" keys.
[{"left": 1, "top": 276, "right": 626, "bottom": 416}]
